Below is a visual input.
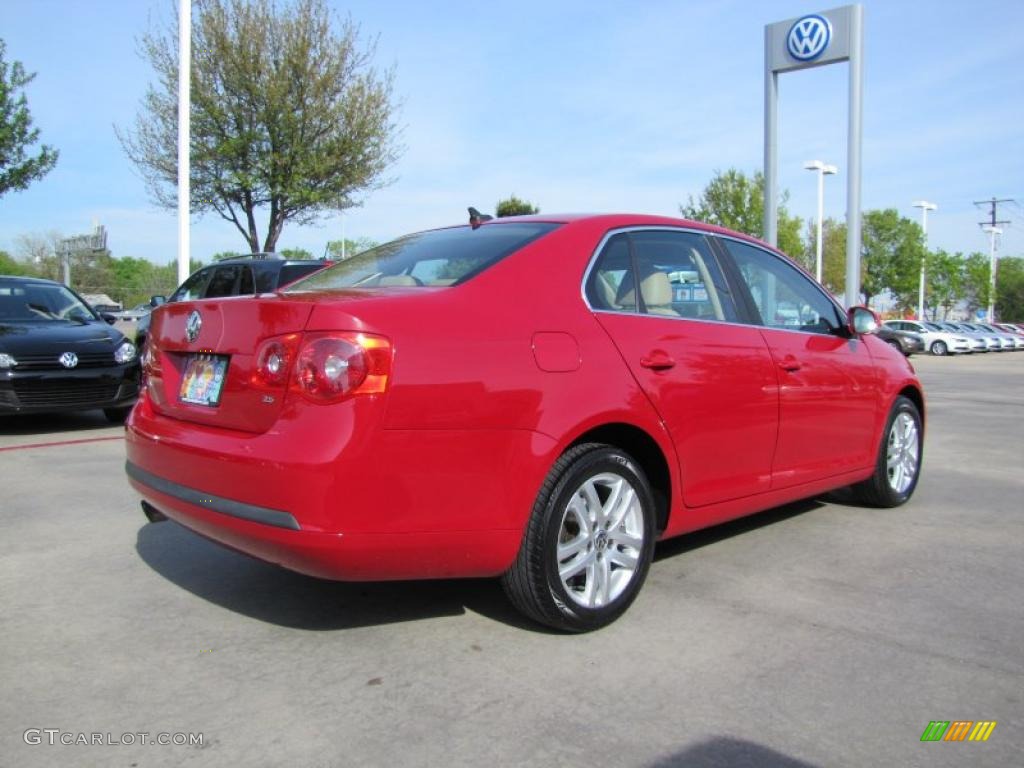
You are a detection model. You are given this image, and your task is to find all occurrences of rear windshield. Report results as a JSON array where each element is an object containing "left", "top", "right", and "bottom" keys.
[{"left": 285, "top": 222, "right": 560, "bottom": 292}]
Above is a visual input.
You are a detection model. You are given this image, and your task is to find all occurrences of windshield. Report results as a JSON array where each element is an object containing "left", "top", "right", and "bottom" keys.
[
  {"left": 924, "top": 322, "right": 943, "bottom": 331},
  {"left": 0, "top": 281, "right": 99, "bottom": 324},
  {"left": 286, "top": 222, "right": 560, "bottom": 292}
]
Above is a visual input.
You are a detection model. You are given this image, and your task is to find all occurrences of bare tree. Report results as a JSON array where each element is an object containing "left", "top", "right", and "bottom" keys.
[{"left": 118, "top": 0, "right": 400, "bottom": 253}]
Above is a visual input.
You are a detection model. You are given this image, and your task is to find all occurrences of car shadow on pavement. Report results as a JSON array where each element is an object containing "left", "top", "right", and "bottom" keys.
[
  {"left": 649, "top": 737, "right": 819, "bottom": 767},
  {"left": 653, "top": 497, "right": 826, "bottom": 562},
  {"left": 0, "top": 409, "right": 117, "bottom": 436},
  {"left": 135, "top": 520, "right": 548, "bottom": 632}
]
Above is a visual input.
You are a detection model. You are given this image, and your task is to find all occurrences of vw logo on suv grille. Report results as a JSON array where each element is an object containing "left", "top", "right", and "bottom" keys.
[
  {"left": 787, "top": 14, "right": 832, "bottom": 62},
  {"left": 59, "top": 352, "right": 79, "bottom": 369},
  {"left": 185, "top": 311, "right": 202, "bottom": 343}
]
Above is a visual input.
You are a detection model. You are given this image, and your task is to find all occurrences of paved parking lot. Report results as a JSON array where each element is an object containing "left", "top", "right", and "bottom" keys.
[{"left": 1, "top": 352, "right": 1022, "bottom": 767}]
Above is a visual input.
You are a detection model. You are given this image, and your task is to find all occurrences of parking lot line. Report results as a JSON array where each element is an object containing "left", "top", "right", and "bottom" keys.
[{"left": 0, "top": 435, "right": 124, "bottom": 453}]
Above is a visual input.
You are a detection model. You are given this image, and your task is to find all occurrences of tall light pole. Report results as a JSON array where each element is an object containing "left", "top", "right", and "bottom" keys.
[
  {"left": 912, "top": 201, "right": 936, "bottom": 320},
  {"left": 177, "top": 0, "right": 191, "bottom": 285},
  {"left": 804, "top": 161, "right": 838, "bottom": 283},
  {"left": 982, "top": 224, "right": 1002, "bottom": 322}
]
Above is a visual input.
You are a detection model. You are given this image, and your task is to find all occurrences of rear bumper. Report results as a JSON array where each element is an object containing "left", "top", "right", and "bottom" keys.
[
  {"left": 125, "top": 392, "right": 554, "bottom": 581},
  {"left": 129, "top": 465, "right": 521, "bottom": 580}
]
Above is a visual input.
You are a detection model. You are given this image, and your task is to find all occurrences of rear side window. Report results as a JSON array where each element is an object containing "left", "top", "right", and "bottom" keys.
[
  {"left": 586, "top": 229, "right": 735, "bottom": 321},
  {"left": 286, "top": 223, "right": 560, "bottom": 291},
  {"left": 278, "top": 263, "right": 327, "bottom": 288},
  {"left": 205, "top": 266, "right": 241, "bottom": 298}
]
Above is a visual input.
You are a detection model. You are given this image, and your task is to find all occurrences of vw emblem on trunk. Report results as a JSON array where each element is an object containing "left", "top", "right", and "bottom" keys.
[
  {"left": 787, "top": 14, "right": 832, "bottom": 62},
  {"left": 59, "top": 352, "right": 79, "bottom": 369},
  {"left": 185, "top": 310, "right": 202, "bottom": 342}
]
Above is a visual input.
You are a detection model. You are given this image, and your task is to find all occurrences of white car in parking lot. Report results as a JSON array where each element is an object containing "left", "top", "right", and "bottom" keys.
[{"left": 883, "top": 320, "right": 971, "bottom": 356}]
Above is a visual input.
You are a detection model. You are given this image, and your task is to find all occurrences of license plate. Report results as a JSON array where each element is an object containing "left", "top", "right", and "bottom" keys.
[{"left": 179, "top": 354, "right": 229, "bottom": 406}]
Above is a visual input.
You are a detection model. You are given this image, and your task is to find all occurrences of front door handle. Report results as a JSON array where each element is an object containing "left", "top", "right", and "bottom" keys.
[{"left": 640, "top": 353, "right": 676, "bottom": 371}]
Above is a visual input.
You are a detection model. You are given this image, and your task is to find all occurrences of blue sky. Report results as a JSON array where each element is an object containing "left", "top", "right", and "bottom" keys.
[{"left": 1, "top": 0, "right": 1022, "bottom": 266}]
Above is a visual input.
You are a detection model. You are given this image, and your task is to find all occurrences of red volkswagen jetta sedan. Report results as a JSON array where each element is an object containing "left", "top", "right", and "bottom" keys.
[{"left": 126, "top": 214, "right": 924, "bottom": 631}]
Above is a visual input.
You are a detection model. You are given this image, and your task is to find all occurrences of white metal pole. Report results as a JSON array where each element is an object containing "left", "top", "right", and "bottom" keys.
[
  {"left": 985, "top": 226, "right": 1001, "bottom": 322},
  {"left": 177, "top": 0, "right": 191, "bottom": 285},
  {"left": 913, "top": 201, "right": 935, "bottom": 321},
  {"left": 844, "top": 4, "right": 864, "bottom": 308},
  {"left": 815, "top": 169, "right": 825, "bottom": 282}
]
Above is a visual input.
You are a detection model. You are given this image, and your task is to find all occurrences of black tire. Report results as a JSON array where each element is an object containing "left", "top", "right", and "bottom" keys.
[
  {"left": 885, "top": 339, "right": 906, "bottom": 356},
  {"left": 501, "top": 443, "right": 656, "bottom": 632},
  {"left": 104, "top": 406, "right": 133, "bottom": 424},
  {"left": 930, "top": 340, "right": 948, "bottom": 356},
  {"left": 850, "top": 396, "right": 922, "bottom": 508}
]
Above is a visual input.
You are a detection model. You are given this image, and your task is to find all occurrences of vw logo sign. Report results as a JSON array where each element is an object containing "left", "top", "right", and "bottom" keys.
[
  {"left": 787, "top": 14, "right": 832, "bottom": 62},
  {"left": 185, "top": 310, "right": 203, "bottom": 343},
  {"left": 59, "top": 352, "right": 79, "bottom": 369}
]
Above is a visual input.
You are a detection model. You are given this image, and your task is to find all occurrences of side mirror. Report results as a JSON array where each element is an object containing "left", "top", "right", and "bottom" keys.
[
  {"left": 848, "top": 306, "right": 879, "bottom": 335},
  {"left": 101, "top": 312, "right": 118, "bottom": 325},
  {"left": 150, "top": 295, "right": 166, "bottom": 307}
]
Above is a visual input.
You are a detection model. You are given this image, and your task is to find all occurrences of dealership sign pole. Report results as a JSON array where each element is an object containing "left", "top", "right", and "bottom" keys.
[{"left": 764, "top": 5, "right": 864, "bottom": 308}]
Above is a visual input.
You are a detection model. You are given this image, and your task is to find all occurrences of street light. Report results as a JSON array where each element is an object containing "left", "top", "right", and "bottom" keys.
[
  {"left": 912, "top": 200, "right": 937, "bottom": 321},
  {"left": 982, "top": 224, "right": 1002, "bottom": 322},
  {"left": 804, "top": 160, "right": 838, "bottom": 283}
]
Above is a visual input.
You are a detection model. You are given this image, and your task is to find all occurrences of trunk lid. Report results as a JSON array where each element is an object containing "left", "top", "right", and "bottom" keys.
[{"left": 146, "top": 295, "right": 316, "bottom": 433}]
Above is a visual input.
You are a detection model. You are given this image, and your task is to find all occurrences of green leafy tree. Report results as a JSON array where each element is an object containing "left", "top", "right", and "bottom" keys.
[
  {"left": 0, "top": 40, "right": 58, "bottom": 197},
  {"left": 995, "top": 256, "right": 1024, "bottom": 322},
  {"left": 681, "top": 168, "right": 803, "bottom": 258},
  {"left": 325, "top": 237, "right": 376, "bottom": 260},
  {"left": 0, "top": 249, "right": 35, "bottom": 276},
  {"left": 962, "top": 252, "right": 991, "bottom": 316},
  {"left": 118, "top": 0, "right": 400, "bottom": 253},
  {"left": 804, "top": 217, "right": 848, "bottom": 297},
  {"left": 279, "top": 247, "right": 314, "bottom": 260},
  {"left": 496, "top": 195, "right": 539, "bottom": 217},
  {"left": 209, "top": 251, "right": 243, "bottom": 262},
  {"left": 925, "top": 249, "right": 964, "bottom": 320},
  {"left": 860, "top": 209, "right": 925, "bottom": 309}
]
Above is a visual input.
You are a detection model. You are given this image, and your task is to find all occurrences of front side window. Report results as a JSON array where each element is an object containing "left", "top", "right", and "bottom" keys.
[
  {"left": 585, "top": 230, "right": 734, "bottom": 321},
  {"left": 722, "top": 239, "right": 844, "bottom": 334},
  {"left": 171, "top": 268, "right": 214, "bottom": 302},
  {"left": 287, "top": 223, "right": 560, "bottom": 292}
]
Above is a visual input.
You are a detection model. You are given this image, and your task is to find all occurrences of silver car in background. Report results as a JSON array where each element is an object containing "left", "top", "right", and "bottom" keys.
[
  {"left": 975, "top": 322, "right": 1023, "bottom": 350},
  {"left": 939, "top": 322, "right": 991, "bottom": 352},
  {"left": 959, "top": 322, "right": 1010, "bottom": 351},
  {"left": 884, "top": 320, "right": 971, "bottom": 356},
  {"left": 996, "top": 324, "right": 1024, "bottom": 348}
]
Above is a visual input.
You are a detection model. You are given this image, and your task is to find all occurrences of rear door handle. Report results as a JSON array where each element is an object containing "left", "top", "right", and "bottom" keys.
[
  {"left": 640, "top": 354, "right": 676, "bottom": 371},
  {"left": 778, "top": 355, "right": 802, "bottom": 372}
]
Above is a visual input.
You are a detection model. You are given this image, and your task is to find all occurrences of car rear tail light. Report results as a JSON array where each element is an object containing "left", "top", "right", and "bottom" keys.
[
  {"left": 142, "top": 340, "right": 161, "bottom": 378},
  {"left": 253, "top": 333, "right": 302, "bottom": 390},
  {"left": 290, "top": 332, "right": 391, "bottom": 403}
]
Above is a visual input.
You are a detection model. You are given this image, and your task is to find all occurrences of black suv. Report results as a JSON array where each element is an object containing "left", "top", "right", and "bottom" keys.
[{"left": 136, "top": 254, "right": 331, "bottom": 348}]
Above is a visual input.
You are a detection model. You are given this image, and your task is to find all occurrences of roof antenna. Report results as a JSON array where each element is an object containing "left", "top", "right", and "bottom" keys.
[{"left": 468, "top": 207, "right": 493, "bottom": 229}]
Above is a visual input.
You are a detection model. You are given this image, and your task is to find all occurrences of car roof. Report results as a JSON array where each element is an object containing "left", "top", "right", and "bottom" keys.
[
  {"left": 210, "top": 256, "right": 329, "bottom": 267},
  {"left": 0, "top": 275, "right": 63, "bottom": 287},
  {"left": 447, "top": 213, "right": 784, "bottom": 252}
]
